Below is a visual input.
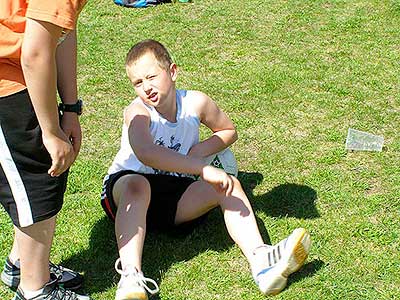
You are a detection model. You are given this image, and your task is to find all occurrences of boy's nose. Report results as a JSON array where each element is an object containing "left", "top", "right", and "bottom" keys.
[{"left": 143, "top": 80, "right": 152, "bottom": 93}]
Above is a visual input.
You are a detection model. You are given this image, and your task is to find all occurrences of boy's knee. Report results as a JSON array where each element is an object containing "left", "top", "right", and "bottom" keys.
[
  {"left": 120, "top": 175, "right": 151, "bottom": 203},
  {"left": 231, "top": 176, "right": 243, "bottom": 190},
  {"left": 231, "top": 176, "right": 240, "bottom": 184}
]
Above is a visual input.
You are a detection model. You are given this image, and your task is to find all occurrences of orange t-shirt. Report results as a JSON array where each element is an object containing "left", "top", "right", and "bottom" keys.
[{"left": 0, "top": 0, "right": 86, "bottom": 97}]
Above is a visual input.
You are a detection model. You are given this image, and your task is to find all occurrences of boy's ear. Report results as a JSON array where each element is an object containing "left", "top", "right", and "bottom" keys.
[{"left": 169, "top": 63, "right": 178, "bottom": 81}]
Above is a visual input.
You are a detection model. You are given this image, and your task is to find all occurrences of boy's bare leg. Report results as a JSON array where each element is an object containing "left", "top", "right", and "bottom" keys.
[
  {"left": 112, "top": 174, "right": 151, "bottom": 272},
  {"left": 176, "top": 177, "right": 310, "bottom": 296},
  {"left": 15, "top": 216, "right": 55, "bottom": 291},
  {"left": 8, "top": 228, "right": 19, "bottom": 263},
  {"left": 175, "top": 177, "right": 266, "bottom": 266}
]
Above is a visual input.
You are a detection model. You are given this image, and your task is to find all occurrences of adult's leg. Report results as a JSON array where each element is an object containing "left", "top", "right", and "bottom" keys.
[
  {"left": 175, "top": 177, "right": 265, "bottom": 264},
  {"left": 15, "top": 216, "right": 55, "bottom": 291},
  {"left": 112, "top": 174, "right": 151, "bottom": 272}
]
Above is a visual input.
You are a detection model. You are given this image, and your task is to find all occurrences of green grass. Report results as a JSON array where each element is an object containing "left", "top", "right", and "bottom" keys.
[{"left": 1, "top": 0, "right": 400, "bottom": 299}]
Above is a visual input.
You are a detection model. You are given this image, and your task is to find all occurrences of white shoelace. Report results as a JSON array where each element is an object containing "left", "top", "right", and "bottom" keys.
[{"left": 114, "top": 258, "right": 159, "bottom": 295}]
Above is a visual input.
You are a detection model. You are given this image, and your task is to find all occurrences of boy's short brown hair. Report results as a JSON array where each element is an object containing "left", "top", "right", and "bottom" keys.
[{"left": 125, "top": 39, "right": 173, "bottom": 70}]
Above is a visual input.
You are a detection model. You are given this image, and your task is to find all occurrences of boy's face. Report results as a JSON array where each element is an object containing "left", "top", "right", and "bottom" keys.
[{"left": 126, "top": 52, "right": 177, "bottom": 108}]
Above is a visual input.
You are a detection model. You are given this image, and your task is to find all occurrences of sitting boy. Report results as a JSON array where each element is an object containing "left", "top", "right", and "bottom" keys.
[{"left": 101, "top": 39, "right": 311, "bottom": 300}]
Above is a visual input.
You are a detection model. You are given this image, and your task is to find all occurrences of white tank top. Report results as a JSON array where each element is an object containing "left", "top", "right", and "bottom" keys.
[{"left": 107, "top": 90, "right": 200, "bottom": 177}]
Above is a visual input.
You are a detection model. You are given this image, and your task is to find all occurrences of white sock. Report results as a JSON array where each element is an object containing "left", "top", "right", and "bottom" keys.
[{"left": 20, "top": 287, "right": 45, "bottom": 299}]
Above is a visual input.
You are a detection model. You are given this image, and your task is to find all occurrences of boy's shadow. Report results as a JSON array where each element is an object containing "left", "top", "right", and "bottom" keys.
[
  {"left": 239, "top": 172, "right": 320, "bottom": 220},
  {"left": 61, "top": 171, "right": 324, "bottom": 296},
  {"left": 61, "top": 210, "right": 237, "bottom": 295}
]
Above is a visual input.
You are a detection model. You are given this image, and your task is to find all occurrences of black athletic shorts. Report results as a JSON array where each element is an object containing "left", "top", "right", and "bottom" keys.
[
  {"left": 0, "top": 90, "right": 68, "bottom": 227},
  {"left": 101, "top": 170, "right": 207, "bottom": 231}
]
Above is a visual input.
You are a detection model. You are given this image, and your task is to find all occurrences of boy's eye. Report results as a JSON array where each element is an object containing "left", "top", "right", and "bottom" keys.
[{"left": 134, "top": 81, "right": 142, "bottom": 87}]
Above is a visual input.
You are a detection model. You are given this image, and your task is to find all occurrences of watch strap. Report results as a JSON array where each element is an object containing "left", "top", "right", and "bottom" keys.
[{"left": 58, "top": 99, "right": 83, "bottom": 115}]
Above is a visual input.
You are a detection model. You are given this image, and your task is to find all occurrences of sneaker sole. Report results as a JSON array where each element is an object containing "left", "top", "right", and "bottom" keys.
[
  {"left": 116, "top": 291, "right": 148, "bottom": 300},
  {"left": 284, "top": 228, "right": 311, "bottom": 276},
  {"left": 260, "top": 228, "right": 311, "bottom": 295}
]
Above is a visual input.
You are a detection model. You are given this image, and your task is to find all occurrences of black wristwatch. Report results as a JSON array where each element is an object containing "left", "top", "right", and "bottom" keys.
[{"left": 58, "top": 99, "right": 83, "bottom": 115}]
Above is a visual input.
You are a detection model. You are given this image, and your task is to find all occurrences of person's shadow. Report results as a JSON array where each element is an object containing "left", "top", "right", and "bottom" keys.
[
  {"left": 239, "top": 171, "right": 323, "bottom": 287},
  {"left": 61, "top": 171, "right": 324, "bottom": 297},
  {"left": 239, "top": 172, "right": 321, "bottom": 220}
]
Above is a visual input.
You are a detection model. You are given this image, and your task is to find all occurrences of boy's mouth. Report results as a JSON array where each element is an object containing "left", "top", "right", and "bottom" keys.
[{"left": 148, "top": 92, "right": 158, "bottom": 102}]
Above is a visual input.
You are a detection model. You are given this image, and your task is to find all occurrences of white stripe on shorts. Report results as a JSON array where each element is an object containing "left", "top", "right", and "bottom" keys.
[{"left": 0, "top": 124, "right": 33, "bottom": 227}]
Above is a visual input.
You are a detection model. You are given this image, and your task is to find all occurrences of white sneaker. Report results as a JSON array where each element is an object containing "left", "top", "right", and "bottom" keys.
[
  {"left": 114, "top": 259, "right": 159, "bottom": 300},
  {"left": 253, "top": 228, "right": 311, "bottom": 295}
]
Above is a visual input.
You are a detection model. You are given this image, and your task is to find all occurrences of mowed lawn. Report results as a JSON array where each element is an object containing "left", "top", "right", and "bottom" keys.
[{"left": 1, "top": 0, "right": 399, "bottom": 299}]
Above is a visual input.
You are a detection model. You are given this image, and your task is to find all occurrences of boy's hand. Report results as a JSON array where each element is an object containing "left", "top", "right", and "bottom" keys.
[
  {"left": 42, "top": 128, "right": 75, "bottom": 177},
  {"left": 200, "top": 165, "right": 234, "bottom": 196},
  {"left": 60, "top": 112, "right": 82, "bottom": 159}
]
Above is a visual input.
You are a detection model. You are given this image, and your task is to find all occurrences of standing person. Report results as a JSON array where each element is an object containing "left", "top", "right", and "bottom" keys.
[
  {"left": 101, "top": 39, "right": 312, "bottom": 300},
  {"left": 0, "top": 1, "right": 90, "bottom": 299}
]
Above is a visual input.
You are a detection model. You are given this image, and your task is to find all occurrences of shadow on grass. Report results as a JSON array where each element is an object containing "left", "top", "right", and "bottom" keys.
[
  {"left": 238, "top": 171, "right": 323, "bottom": 292},
  {"left": 60, "top": 211, "right": 237, "bottom": 294},
  {"left": 288, "top": 259, "right": 325, "bottom": 286},
  {"left": 61, "top": 171, "right": 320, "bottom": 295},
  {"left": 239, "top": 171, "right": 320, "bottom": 219}
]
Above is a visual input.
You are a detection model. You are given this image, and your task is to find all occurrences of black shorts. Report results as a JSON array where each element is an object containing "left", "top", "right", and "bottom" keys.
[
  {"left": 101, "top": 170, "right": 204, "bottom": 231},
  {"left": 0, "top": 90, "right": 68, "bottom": 227}
]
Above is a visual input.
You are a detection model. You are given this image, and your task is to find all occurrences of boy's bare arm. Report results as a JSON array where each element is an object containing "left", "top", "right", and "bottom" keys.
[
  {"left": 21, "top": 18, "right": 74, "bottom": 177},
  {"left": 188, "top": 91, "right": 238, "bottom": 158},
  {"left": 56, "top": 30, "right": 82, "bottom": 159},
  {"left": 125, "top": 103, "right": 234, "bottom": 196},
  {"left": 125, "top": 103, "right": 206, "bottom": 175}
]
